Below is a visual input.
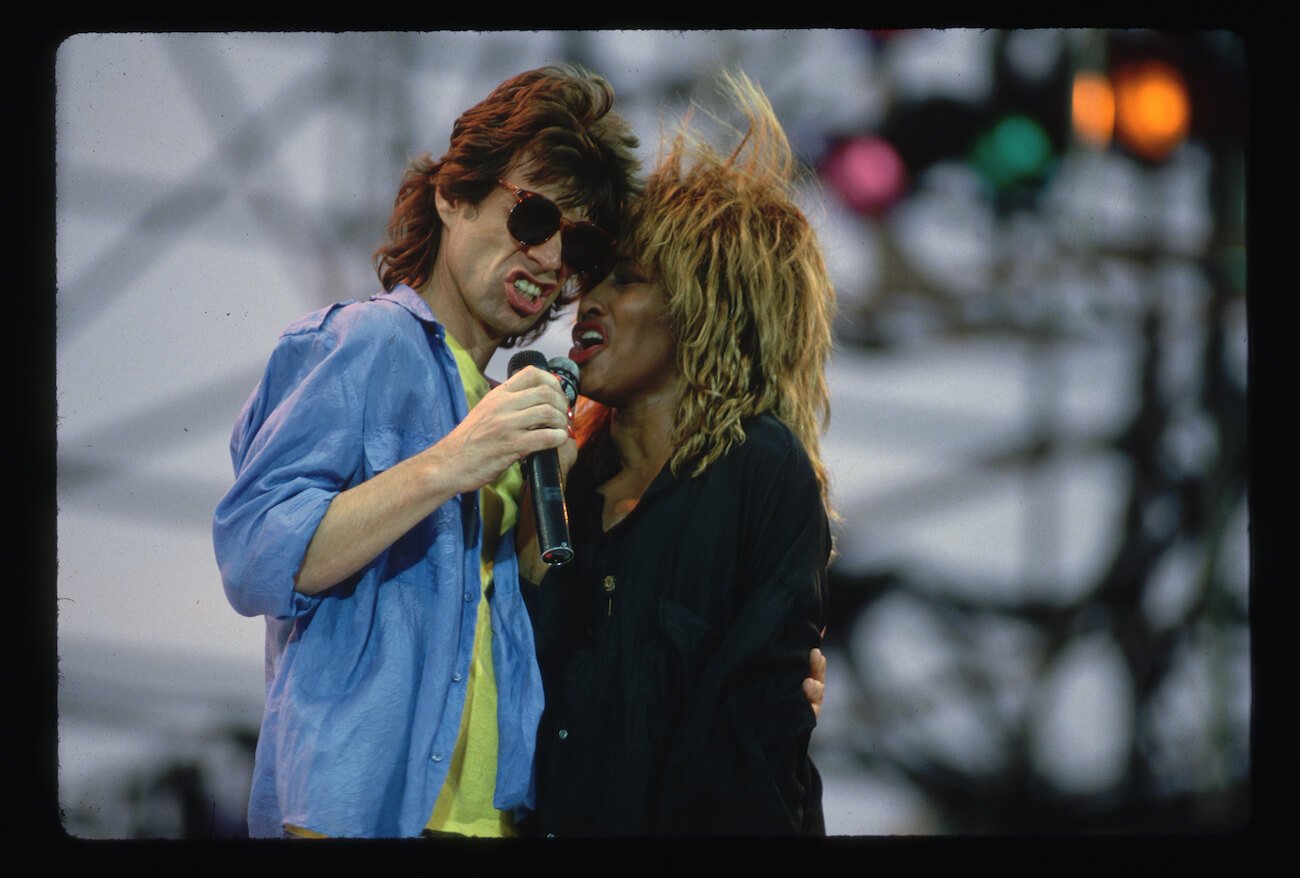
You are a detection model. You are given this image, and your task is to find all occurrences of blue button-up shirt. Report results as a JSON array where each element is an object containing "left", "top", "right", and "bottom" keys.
[{"left": 213, "top": 285, "right": 543, "bottom": 838}]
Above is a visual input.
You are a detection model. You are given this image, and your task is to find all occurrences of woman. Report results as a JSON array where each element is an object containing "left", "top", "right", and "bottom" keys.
[{"left": 518, "top": 73, "right": 835, "bottom": 836}]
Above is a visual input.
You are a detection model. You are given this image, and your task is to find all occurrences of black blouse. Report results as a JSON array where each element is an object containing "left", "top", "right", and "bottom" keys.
[{"left": 520, "top": 414, "right": 829, "bottom": 837}]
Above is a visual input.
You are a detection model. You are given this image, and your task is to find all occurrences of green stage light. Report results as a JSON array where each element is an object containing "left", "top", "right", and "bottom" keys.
[{"left": 972, "top": 115, "right": 1053, "bottom": 189}]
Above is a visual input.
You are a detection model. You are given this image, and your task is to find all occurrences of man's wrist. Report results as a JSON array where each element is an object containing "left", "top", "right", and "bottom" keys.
[{"left": 414, "top": 440, "right": 471, "bottom": 500}]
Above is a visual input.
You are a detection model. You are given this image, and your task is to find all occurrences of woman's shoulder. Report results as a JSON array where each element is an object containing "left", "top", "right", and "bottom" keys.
[
  {"left": 705, "top": 413, "right": 818, "bottom": 503},
  {"left": 733, "top": 412, "right": 810, "bottom": 470},
  {"left": 741, "top": 411, "right": 798, "bottom": 448}
]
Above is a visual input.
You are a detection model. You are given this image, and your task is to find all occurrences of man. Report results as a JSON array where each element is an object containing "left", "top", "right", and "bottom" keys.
[{"left": 213, "top": 66, "right": 641, "bottom": 838}]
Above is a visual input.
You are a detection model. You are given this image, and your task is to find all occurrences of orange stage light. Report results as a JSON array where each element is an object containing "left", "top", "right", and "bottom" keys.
[
  {"left": 1114, "top": 61, "right": 1191, "bottom": 161},
  {"left": 1072, "top": 71, "right": 1115, "bottom": 147}
]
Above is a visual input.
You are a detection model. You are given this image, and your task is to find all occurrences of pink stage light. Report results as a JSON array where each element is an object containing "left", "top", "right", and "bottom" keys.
[{"left": 823, "top": 135, "right": 908, "bottom": 217}]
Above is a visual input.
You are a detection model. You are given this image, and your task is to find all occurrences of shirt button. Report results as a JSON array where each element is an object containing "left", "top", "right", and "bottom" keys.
[
  {"left": 431, "top": 752, "right": 444, "bottom": 762},
  {"left": 464, "top": 592, "right": 473, "bottom": 602},
  {"left": 557, "top": 728, "right": 569, "bottom": 740},
  {"left": 452, "top": 672, "right": 462, "bottom": 682},
  {"left": 603, "top": 575, "right": 616, "bottom": 593},
  {"left": 546, "top": 833, "right": 556, "bottom": 839}
]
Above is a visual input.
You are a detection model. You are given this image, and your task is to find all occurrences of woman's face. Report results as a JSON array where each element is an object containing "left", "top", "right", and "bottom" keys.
[{"left": 568, "top": 262, "right": 678, "bottom": 409}]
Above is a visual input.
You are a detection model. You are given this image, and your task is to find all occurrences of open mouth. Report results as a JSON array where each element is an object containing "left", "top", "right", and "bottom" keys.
[
  {"left": 514, "top": 278, "right": 544, "bottom": 301},
  {"left": 505, "top": 273, "right": 554, "bottom": 316},
  {"left": 569, "top": 323, "right": 607, "bottom": 364}
]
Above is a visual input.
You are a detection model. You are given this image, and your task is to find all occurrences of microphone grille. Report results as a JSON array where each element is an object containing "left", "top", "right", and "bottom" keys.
[
  {"left": 547, "top": 356, "right": 580, "bottom": 406},
  {"left": 507, "top": 349, "right": 548, "bottom": 377},
  {"left": 547, "top": 356, "right": 579, "bottom": 383}
]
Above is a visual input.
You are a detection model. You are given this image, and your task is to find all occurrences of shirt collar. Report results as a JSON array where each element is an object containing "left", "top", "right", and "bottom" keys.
[
  {"left": 638, "top": 459, "right": 679, "bottom": 506},
  {"left": 581, "top": 457, "right": 679, "bottom": 538},
  {"left": 373, "top": 284, "right": 442, "bottom": 330}
]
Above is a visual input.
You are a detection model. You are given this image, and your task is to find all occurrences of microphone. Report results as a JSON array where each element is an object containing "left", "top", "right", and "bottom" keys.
[
  {"left": 507, "top": 350, "right": 574, "bottom": 567},
  {"left": 547, "top": 356, "right": 580, "bottom": 412}
]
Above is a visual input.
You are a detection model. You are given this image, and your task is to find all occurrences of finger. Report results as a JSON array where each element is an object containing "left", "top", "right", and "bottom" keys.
[
  {"left": 806, "top": 650, "right": 826, "bottom": 681},
  {"left": 803, "top": 678, "right": 824, "bottom": 719},
  {"left": 512, "top": 397, "right": 570, "bottom": 431},
  {"left": 519, "top": 426, "right": 569, "bottom": 455},
  {"left": 504, "top": 365, "right": 562, "bottom": 395},
  {"left": 505, "top": 383, "right": 570, "bottom": 417}
]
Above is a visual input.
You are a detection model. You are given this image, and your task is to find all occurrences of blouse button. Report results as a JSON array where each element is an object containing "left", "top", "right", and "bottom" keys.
[{"left": 602, "top": 575, "right": 616, "bottom": 593}]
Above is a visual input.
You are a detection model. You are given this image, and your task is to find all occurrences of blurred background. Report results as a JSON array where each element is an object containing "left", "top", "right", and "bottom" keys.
[{"left": 53, "top": 29, "right": 1250, "bottom": 837}]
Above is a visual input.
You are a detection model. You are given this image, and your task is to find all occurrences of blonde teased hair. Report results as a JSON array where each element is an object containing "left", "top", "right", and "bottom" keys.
[{"left": 621, "top": 71, "right": 836, "bottom": 514}]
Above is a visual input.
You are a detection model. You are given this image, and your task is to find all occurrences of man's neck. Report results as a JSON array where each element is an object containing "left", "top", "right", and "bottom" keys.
[{"left": 418, "top": 275, "right": 500, "bottom": 374}]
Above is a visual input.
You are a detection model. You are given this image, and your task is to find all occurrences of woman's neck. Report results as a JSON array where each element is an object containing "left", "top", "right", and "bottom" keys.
[{"left": 607, "top": 389, "right": 676, "bottom": 487}]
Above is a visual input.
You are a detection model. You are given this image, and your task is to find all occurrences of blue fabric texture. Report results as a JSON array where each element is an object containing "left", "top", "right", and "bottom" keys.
[{"left": 213, "top": 284, "right": 543, "bottom": 837}]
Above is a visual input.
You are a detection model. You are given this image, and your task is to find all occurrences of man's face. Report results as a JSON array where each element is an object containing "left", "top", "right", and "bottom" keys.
[{"left": 433, "top": 164, "right": 588, "bottom": 346}]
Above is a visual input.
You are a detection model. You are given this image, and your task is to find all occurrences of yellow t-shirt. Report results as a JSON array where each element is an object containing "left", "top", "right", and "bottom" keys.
[{"left": 424, "top": 333, "right": 523, "bottom": 838}]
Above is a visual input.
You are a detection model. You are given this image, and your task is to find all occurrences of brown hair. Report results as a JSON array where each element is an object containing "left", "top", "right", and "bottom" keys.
[{"left": 373, "top": 65, "right": 641, "bottom": 347}]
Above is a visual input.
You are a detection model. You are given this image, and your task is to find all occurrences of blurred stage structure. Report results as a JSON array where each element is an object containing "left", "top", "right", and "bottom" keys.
[{"left": 55, "top": 30, "right": 1248, "bottom": 837}]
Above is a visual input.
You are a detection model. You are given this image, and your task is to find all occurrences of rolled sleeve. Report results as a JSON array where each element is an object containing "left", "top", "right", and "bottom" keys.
[{"left": 214, "top": 308, "right": 372, "bottom": 619}]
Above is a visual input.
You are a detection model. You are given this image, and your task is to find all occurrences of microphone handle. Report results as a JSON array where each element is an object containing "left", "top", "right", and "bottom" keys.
[
  {"left": 506, "top": 349, "right": 574, "bottom": 567},
  {"left": 525, "top": 444, "right": 573, "bottom": 566}
]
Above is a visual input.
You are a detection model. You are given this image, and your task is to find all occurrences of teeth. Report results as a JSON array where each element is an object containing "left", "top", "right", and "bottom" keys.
[
  {"left": 579, "top": 330, "right": 605, "bottom": 348},
  {"left": 514, "top": 278, "right": 542, "bottom": 300}
]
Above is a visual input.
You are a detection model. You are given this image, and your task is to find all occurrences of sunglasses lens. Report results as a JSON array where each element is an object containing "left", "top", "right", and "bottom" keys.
[
  {"left": 502, "top": 182, "right": 613, "bottom": 286},
  {"left": 507, "top": 192, "right": 563, "bottom": 246},
  {"left": 561, "top": 224, "right": 613, "bottom": 278}
]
